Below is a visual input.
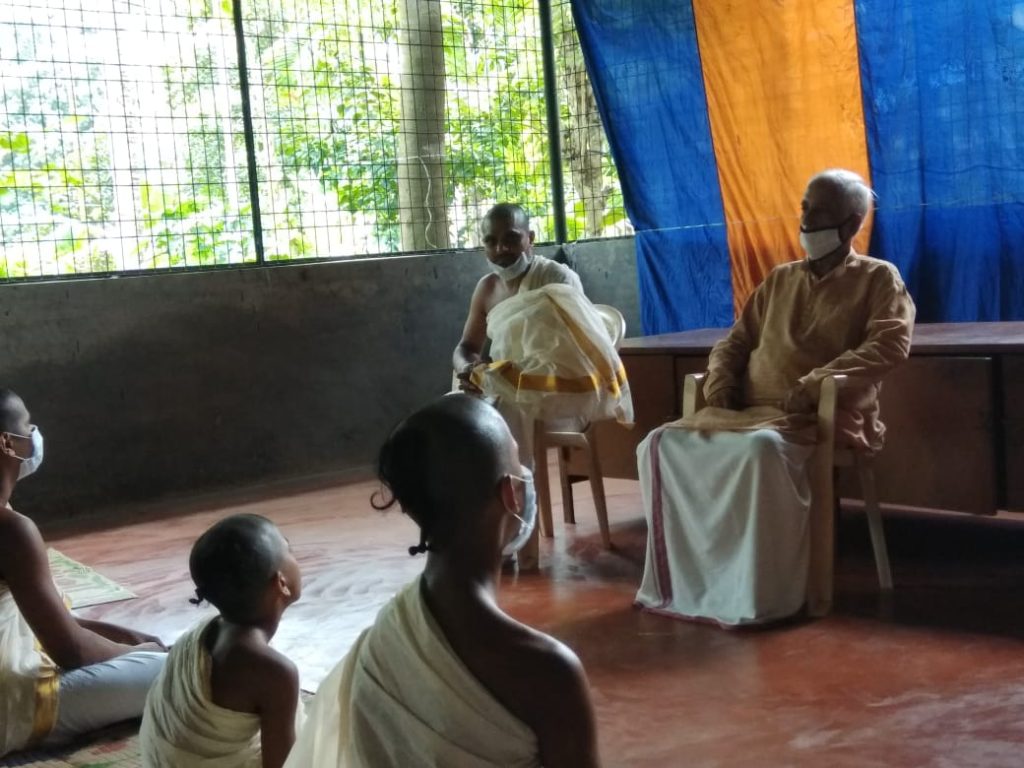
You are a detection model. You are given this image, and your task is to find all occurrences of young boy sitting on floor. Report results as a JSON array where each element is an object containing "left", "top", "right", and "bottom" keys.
[{"left": 140, "top": 514, "right": 303, "bottom": 768}]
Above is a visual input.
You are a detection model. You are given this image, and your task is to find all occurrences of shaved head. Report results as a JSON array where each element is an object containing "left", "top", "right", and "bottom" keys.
[
  {"left": 0, "top": 389, "right": 26, "bottom": 434},
  {"left": 189, "top": 514, "right": 287, "bottom": 622},
  {"left": 374, "top": 394, "right": 516, "bottom": 553},
  {"left": 481, "top": 203, "right": 530, "bottom": 233}
]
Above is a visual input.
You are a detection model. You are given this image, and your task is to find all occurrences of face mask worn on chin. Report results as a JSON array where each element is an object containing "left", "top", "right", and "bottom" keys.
[
  {"left": 502, "top": 466, "right": 537, "bottom": 556},
  {"left": 799, "top": 227, "right": 843, "bottom": 261},
  {"left": 10, "top": 426, "right": 44, "bottom": 480},
  {"left": 491, "top": 252, "right": 531, "bottom": 282}
]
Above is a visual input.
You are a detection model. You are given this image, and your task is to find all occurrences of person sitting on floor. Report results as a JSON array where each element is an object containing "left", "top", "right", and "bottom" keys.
[
  {"left": 140, "top": 514, "right": 303, "bottom": 768},
  {"left": 635, "top": 169, "right": 916, "bottom": 626},
  {"left": 0, "top": 388, "right": 167, "bottom": 758},
  {"left": 285, "top": 394, "right": 601, "bottom": 768}
]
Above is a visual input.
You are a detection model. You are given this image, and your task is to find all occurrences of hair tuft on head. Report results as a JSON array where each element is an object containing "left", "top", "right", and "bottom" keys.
[{"left": 188, "top": 514, "right": 285, "bottom": 622}]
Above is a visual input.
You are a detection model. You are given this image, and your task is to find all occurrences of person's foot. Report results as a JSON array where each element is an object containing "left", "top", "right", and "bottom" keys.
[{"left": 516, "top": 551, "right": 540, "bottom": 573}]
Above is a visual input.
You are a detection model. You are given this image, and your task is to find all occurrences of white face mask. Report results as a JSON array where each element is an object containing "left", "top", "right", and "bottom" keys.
[
  {"left": 502, "top": 466, "right": 537, "bottom": 556},
  {"left": 799, "top": 227, "right": 843, "bottom": 261},
  {"left": 491, "top": 252, "right": 531, "bottom": 283},
  {"left": 10, "top": 426, "right": 44, "bottom": 480}
]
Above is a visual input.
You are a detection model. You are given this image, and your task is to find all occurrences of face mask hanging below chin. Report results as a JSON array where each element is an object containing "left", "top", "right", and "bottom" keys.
[
  {"left": 799, "top": 227, "right": 843, "bottom": 261},
  {"left": 502, "top": 466, "right": 537, "bottom": 557},
  {"left": 491, "top": 252, "right": 531, "bottom": 282},
  {"left": 12, "top": 426, "right": 44, "bottom": 480}
]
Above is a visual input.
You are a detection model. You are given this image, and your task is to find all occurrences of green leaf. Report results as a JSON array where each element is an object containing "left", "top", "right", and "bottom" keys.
[{"left": 0, "top": 132, "right": 30, "bottom": 154}]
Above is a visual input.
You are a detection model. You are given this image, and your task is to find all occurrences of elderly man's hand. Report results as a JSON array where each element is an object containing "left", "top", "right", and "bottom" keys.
[
  {"left": 782, "top": 384, "right": 816, "bottom": 414},
  {"left": 705, "top": 390, "right": 736, "bottom": 410}
]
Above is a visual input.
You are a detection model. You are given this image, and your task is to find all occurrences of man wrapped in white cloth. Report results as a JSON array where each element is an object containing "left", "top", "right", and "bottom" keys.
[
  {"left": 285, "top": 395, "right": 601, "bottom": 768},
  {"left": 0, "top": 388, "right": 166, "bottom": 759},
  {"left": 453, "top": 204, "right": 633, "bottom": 569},
  {"left": 636, "top": 169, "right": 915, "bottom": 626},
  {"left": 471, "top": 282, "right": 633, "bottom": 455}
]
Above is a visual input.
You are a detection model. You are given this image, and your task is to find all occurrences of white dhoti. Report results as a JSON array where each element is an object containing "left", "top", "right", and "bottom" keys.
[
  {"left": 140, "top": 618, "right": 291, "bottom": 768},
  {"left": 284, "top": 577, "right": 540, "bottom": 768},
  {"left": 636, "top": 426, "right": 814, "bottom": 626},
  {"left": 474, "top": 283, "right": 634, "bottom": 469},
  {"left": 0, "top": 584, "right": 58, "bottom": 757}
]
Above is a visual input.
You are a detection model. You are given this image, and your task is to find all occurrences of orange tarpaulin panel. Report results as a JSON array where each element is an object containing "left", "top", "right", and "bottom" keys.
[{"left": 692, "top": 0, "right": 873, "bottom": 316}]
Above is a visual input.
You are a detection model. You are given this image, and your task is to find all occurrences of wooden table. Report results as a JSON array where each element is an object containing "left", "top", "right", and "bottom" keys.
[{"left": 595, "top": 322, "right": 1024, "bottom": 515}]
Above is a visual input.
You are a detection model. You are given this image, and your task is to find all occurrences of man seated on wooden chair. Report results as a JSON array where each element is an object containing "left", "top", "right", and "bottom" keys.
[
  {"left": 636, "top": 169, "right": 915, "bottom": 626},
  {"left": 453, "top": 203, "right": 631, "bottom": 570}
]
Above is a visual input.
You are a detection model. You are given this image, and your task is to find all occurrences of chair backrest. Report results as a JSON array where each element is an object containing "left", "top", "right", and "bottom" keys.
[{"left": 594, "top": 304, "right": 627, "bottom": 350}]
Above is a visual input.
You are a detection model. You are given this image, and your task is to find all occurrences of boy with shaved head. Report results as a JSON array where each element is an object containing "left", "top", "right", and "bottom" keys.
[
  {"left": 141, "top": 514, "right": 303, "bottom": 768},
  {"left": 287, "top": 395, "right": 601, "bottom": 768}
]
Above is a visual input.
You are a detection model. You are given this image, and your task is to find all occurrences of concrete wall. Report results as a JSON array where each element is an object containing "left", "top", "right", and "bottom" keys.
[{"left": 2, "top": 237, "right": 638, "bottom": 522}]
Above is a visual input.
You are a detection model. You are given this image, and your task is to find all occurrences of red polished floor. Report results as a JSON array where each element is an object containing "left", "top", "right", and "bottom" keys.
[{"left": 44, "top": 474, "right": 1024, "bottom": 767}]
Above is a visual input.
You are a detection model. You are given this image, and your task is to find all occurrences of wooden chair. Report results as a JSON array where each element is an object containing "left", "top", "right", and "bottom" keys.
[
  {"left": 681, "top": 372, "right": 893, "bottom": 617},
  {"left": 534, "top": 304, "right": 626, "bottom": 550}
]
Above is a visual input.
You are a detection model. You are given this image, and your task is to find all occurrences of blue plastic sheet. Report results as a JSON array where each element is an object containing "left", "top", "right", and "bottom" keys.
[
  {"left": 572, "top": 0, "right": 734, "bottom": 332},
  {"left": 856, "top": 0, "right": 1023, "bottom": 321}
]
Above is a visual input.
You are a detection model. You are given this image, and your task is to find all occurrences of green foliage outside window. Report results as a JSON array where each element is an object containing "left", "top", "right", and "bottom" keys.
[{"left": 0, "top": 0, "right": 630, "bottom": 279}]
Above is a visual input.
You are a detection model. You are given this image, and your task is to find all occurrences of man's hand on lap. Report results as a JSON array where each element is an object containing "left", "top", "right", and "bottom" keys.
[
  {"left": 782, "top": 385, "right": 816, "bottom": 414},
  {"left": 456, "top": 361, "right": 487, "bottom": 394},
  {"left": 705, "top": 390, "right": 736, "bottom": 409}
]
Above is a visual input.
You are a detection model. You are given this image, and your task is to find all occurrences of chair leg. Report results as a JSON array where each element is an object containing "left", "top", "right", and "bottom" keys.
[
  {"left": 806, "top": 451, "right": 835, "bottom": 617},
  {"left": 534, "top": 435, "right": 554, "bottom": 540},
  {"left": 584, "top": 429, "right": 612, "bottom": 549},
  {"left": 857, "top": 458, "right": 893, "bottom": 591},
  {"left": 558, "top": 446, "right": 576, "bottom": 524}
]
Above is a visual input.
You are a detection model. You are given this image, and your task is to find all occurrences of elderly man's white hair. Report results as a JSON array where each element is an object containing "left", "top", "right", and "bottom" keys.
[{"left": 808, "top": 168, "right": 875, "bottom": 218}]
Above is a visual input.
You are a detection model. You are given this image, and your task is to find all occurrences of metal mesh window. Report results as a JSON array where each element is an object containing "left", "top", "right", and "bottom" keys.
[
  {"left": 1, "top": 0, "right": 629, "bottom": 280},
  {"left": 242, "top": 0, "right": 553, "bottom": 258},
  {"left": 0, "top": 0, "right": 254, "bottom": 278},
  {"left": 552, "top": 0, "right": 630, "bottom": 241}
]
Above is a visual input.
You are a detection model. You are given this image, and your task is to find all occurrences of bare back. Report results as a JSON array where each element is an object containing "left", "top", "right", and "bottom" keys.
[
  {"left": 422, "top": 579, "right": 600, "bottom": 768},
  {"left": 204, "top": 619, "right": 299, "bottom": 768}
]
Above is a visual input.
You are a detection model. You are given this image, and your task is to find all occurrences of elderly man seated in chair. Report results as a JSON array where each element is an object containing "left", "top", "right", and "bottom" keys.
[
  {"left": 636, "top": 169, "right": 915, "bottom": 626},
  {"left": 454, "top": 203, "right": 632, "bottom": 570}
]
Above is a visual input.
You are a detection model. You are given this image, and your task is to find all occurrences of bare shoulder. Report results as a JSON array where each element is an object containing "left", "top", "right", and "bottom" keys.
[
  {"left": 209, "top": 625, "right": 298, "bottom": 710},
  {"left": 243, "top": 643, "right": 299, "bottom": 716},
  {"left": 473, "top": 272, "right": 501, "bottom": 301},
  {"left": 232, "top": 636, "right": 297, "bottom": 681},
  {"left": 493, "top": 622, "right": 597, "bottom": 762},
  {"left": 0, "top": 508, "right": 46, "bottom": 573},
  {"left": 500, "top": 620, "right": 588, "bottom": 695}
]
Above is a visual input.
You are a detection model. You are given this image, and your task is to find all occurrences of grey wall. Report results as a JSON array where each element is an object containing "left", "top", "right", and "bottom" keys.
[{"left": 1, "top": 237, "right": 638, "bottom": 522}]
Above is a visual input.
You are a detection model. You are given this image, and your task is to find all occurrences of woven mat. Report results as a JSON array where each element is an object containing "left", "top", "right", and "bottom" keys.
[
  {"left": 6, "top": 692, "right": 315, "bottom": 766},
  {"left": 3, "top": 720, "right": 140, "bottom": 768},
  {"left": 47, "top": 549, "right": 136, "bottom": 609}
]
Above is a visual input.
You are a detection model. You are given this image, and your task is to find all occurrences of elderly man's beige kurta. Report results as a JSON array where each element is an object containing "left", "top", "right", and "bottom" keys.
[{"left": 636, "top": 253, "right": 914, "bottom": 625}]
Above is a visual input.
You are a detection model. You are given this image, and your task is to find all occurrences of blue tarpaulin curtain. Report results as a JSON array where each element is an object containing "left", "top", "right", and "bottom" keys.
[
  {"left": 856, "top": 0, "right": 1024, "bottom": 322},
  {"left": 571, "top": 1, "right": 734, "bottom": 333},
  {"left": 572, "top": 0, "right": 1024, "bottom": 332}
]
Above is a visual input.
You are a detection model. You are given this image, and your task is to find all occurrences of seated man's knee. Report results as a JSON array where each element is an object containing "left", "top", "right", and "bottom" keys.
[{"left": 746, "top": 430, "right": 785, "bottom": 460}]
